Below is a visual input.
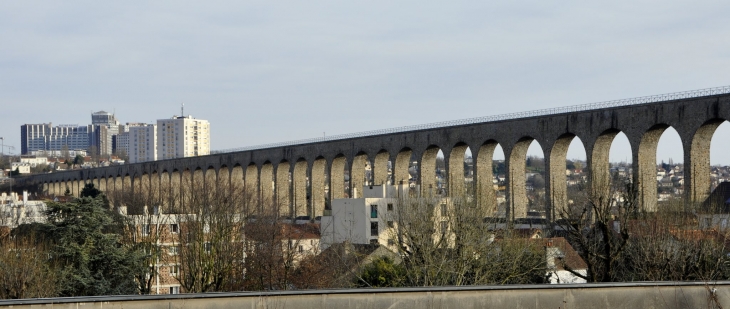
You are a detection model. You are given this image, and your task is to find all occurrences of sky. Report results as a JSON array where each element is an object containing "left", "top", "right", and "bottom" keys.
[{"left": 1, "top": 2, "right": 730, "bottom": 165}]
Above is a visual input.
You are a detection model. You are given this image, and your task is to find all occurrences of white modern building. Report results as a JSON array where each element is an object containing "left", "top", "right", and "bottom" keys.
[
  {"left": 321, "top": 184, "right": 417, "bottom": 251},
  {"left": 115, "top": 122, "right": 146, "bottom": 158},
  {"left": 128, "top": 124, "right": 157, "bottom": 163},
  {"left": 157, "top": 115, "right": 210, "bottom": 160}
]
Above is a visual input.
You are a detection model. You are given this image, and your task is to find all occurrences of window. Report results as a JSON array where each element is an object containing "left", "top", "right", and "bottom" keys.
[
  {"left": 370, "top": 222, "right": 379, "bottom": 237},
  {"left": 204, "top": 242, "right": 212, "bottom": 254},
  {"left": 170, "top": 286, "right": 180, "bottom": 294},
  {"left": 440, "top": 204, "right": 447, "bottom": 216},
  {"left": 441, "top": 221, "right": 448, "bottom": 232},
  {"left": 170, "top": 223, "right": 179, "bottom": 233},
  {"left": 704, "top": 218, "right": 712, "bottom": 228},
  {"left": 370, "top": 204, "right": 378, "bottom": 218},
  {"left": 298, "top": 245, "right": 303, "bottom": 253},
  {"left": 170, "top": 265, "right": 179, "bottom": 276},
  {"left": 168, "top": 246, "right": 179, "bottom": 256},
  {"left": 722, "top": 218, "right": 728, "bottom": 229},
  {"left": 387, "top": 203, "right": 393, "bottom": 211},
  {"left": 142, "top": 224, "right": 150, "bottom": 236}
]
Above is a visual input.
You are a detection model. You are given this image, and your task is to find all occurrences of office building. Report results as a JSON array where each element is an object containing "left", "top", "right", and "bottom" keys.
[
  {"left": 20, "top": 123, "right": 93, "bottom": 155},
  {"left": 90, "top": 111, "right": 120, "bottom": 156}
]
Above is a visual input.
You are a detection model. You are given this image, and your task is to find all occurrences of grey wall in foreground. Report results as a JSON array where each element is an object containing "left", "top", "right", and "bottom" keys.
[{"left": 2, "top": 282, "right": 727, "bottom": 309}]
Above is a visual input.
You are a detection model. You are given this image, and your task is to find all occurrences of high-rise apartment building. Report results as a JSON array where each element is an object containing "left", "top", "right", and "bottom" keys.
[
  {"left": 157, "top": 116, "right": 210, "bottom": 160},
  {"left": 115, "top": 123, "right": 147, "bottom": 160},
  {"left": 128, "top": 124, "right": 157, "bottom": 163}
]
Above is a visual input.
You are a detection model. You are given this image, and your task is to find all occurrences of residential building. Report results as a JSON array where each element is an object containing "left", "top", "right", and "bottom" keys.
[
  {"left": 321, "top": 184, "right": 423, "bottom": 251},
  {"left": 0, "top": 191, "right": 46, "bottom": 228},
  {"left": 698, "top": 182, "right": 730, "bottom": 230},
  {"left": 128, "top": 124, "right": 157, "bottom": 163},
  {"left": 157, "top": 115, "right": 210, "bottom": 160},
  {"left": 544, "top": 237, "right": 588, "bottom": 284},
  {"left": 124, "top": 213, "right": 183, "bottom": 294},
  {"left": 10, "top": 162, "right": 31, "bottom": 174},
  {"left": 19, "top": 156, "right": 48, "bottom": 167},
  {"left": 115, "top": 122, "right": 146, "bottom": 158}
]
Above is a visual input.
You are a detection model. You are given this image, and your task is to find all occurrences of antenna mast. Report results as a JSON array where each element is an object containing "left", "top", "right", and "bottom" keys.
[{"left": 181, "top": 103, "right": 184, "bottom": 117}]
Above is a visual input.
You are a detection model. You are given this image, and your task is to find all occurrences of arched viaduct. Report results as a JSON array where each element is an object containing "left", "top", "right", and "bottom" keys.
[{"left": 15, "top": 87, "right": 730, "bottom": 221}]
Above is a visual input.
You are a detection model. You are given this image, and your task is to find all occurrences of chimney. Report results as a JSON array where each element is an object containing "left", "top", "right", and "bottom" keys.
[{"left": 23, "top": 191, "right": 28, "bottom": 204}]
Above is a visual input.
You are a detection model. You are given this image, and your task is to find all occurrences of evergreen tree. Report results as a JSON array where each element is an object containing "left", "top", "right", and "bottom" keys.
[{"left": 43, "top": 196, "right": 145, "bottom": 296}]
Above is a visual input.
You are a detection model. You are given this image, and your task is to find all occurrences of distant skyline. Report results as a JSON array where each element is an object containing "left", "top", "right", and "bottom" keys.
[{"left": 1, "top": 2, "right": 729, "bottom": 165}]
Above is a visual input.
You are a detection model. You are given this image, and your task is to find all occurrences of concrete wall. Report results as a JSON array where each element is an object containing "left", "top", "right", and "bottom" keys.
[
  {"left": 2, "top": 282, "right": 728, "bottom": 309},
  {"left": 14, "top": 93, "right": 730, "bottom": 219}
]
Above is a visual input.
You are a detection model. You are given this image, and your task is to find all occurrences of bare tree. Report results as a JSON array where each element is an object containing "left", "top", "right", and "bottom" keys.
[
  {"left": 555, "top": 178, "right": 637, "bottom": 282},
  {"left": 386, "top": 193, "right": 547, "bottom": 286},
  {"left": 172, "top": 173, "right": 248, "bottom": 292},
  {"left": 0, "top": 234, "right": 58, "bottom": 299}
]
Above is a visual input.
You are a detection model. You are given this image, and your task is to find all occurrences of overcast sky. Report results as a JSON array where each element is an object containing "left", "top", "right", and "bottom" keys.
[{"left": 1, "top": 2, "right": 729, "bottom": 165}]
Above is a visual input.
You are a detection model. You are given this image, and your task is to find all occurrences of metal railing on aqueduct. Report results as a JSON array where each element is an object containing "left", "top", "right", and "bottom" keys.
[{"left": 213, "top": 85, "right": 730, "bottom": 154}]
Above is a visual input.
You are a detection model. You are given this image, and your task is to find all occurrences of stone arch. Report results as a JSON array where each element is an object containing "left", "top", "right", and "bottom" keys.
[
  {"left": 549, "top": 133, "right": 583, "bottom": 218},
  {"left": 159, "top": 170, "right": 171, "bottom": 211},
  {"left": 507, "top": 137, "right": 539, "bottom": 219},
  {"left": 293, "top": 158, "right": 308, "bottom": 217},
  {"left": 122, "top": 173, "right": 132, "bottom": 201},
  {"left": 637, "top": 124, "right": 679, "bottom": 212},
  {"left": 330, "top": 155, "right": 347, "bottom": 200},
  {"left": 275, "top": 160, "right": 291, "bottom": 216},
  {"left": 170, "top": 169, "right": 182, "bottom": 213},
  {"left": 688, "top": 119, "right": 727, "bottom": 204},
  {"left": 312, "top": 156, "right": 327, "bottom": 217},
  {"left": 373, "top": 150, "right": 391, "bottom": 186},
  {"left": 476, "top": 140, "right": 502, "bottom": 217},
  {"left": 449, "top": 142, "right": 470, "bottom": 200},
  {"left": 394, "top": 148, "right": 412, "bottom": 189},
  {"left": 590, "top": 129, "right": 623, "bottom": 200},
  {"left": 75, "top": 178, "right": 83, "bottom": 197},
  {"left": 245, "top": 163, "right": 260, "bottom": 215},
  {"left": 350, "top": 152, "right": 370, "bottom": 198},
  {"left": 150, "top": 171, "right": 160, "bottom": 207},
  {"left": 98, "top": 176, "right": 107, "bottom": 193},
  {"left": 420, "top": 145, "right": 442, "bottom": 197},
  {"left": 205, "top": 166, "right": 217, "bottom": 203},
  {"left": 180, "top": 168, "right": 193, "bottom": 210},
  {"left": 260, "top": 161, "right": 275, "bottom": 213}
]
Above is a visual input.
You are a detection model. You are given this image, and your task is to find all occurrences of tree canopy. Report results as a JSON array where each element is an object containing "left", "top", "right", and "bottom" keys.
[{"left": 40, "top": 195, "right": 145, "bottom": 296}]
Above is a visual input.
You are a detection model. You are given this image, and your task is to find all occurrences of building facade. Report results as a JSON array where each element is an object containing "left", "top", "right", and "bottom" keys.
[
  {"left": 20, "top": 123, "right": 93, "bottom": 155},
  {"left": 128, "top": 124, "right": 157, "bottom": 163},
  {"left": 157, "top": 116, "right": 210, "bottom": 160}
]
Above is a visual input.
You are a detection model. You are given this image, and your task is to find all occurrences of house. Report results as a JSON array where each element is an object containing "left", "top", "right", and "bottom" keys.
[
  {"left": 544, "top": 237, "right": 588, "bottom": 284},
  {"left": 697, "top": 182, "right": 730, "bottom": 230},
  {"left": 10, "top": 162, "right": 31, "bottom": 174},
  {"left": 0, "top": 191, "right": 46, "bottom": 228}
]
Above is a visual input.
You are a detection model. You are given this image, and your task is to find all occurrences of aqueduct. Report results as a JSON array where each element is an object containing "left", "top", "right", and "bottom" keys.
[{"left": 14, "top": 86, "right": 730, "bottom": 221}]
